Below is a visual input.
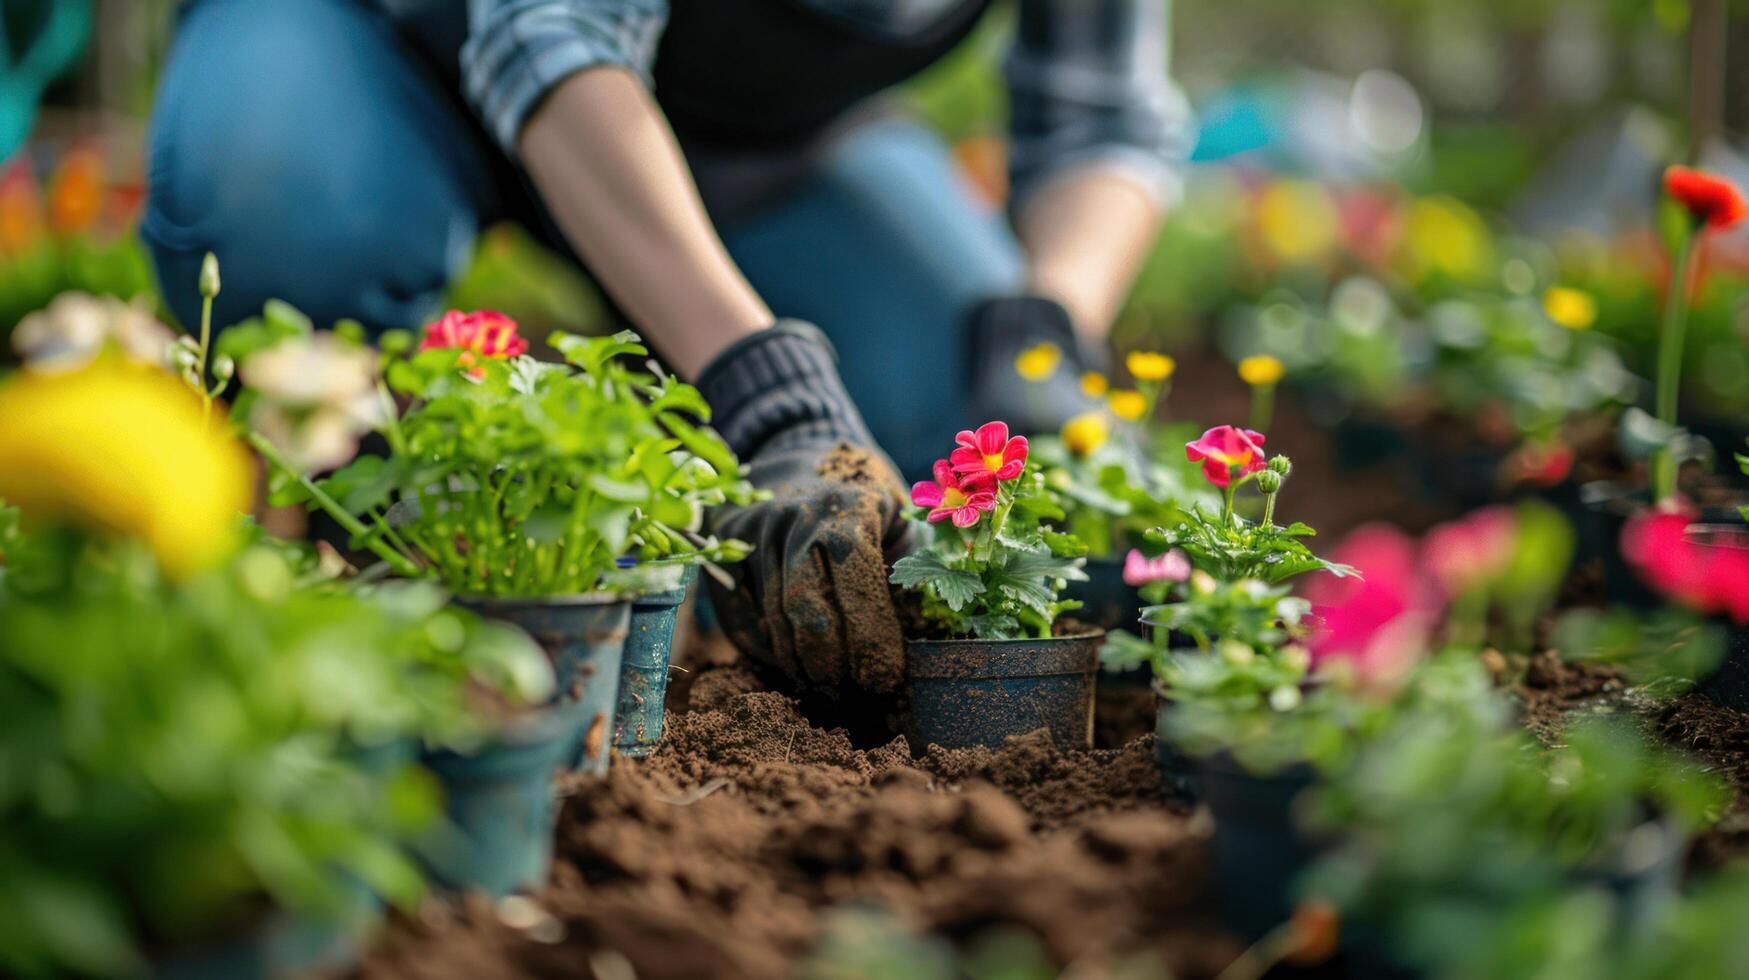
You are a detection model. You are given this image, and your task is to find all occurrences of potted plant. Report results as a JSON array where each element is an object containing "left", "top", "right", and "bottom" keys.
[
  {"left": 224, "top": 299, "right": 754, "bottom": 773},
  {"left": 888, "top": 420, "right": 1098, "bottom": 751},
  {"left": 1296, "top": 672, "right": 1724, "bottom": 979},
  {"left": 1022, "top": 347, "right": 1217, "bottom": 631},
  {"left": 1580, "top": 166, "right": 1749, "bottom": 603},
  {"left": 0, "top": 357, "right": 548, "bottom": 972}
]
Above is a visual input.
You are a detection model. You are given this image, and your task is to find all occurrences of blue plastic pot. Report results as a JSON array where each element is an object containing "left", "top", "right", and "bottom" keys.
[
  {"left": 417, "top": 703, "right": 580, "bottom": 896},
  {"left": 902, "top": 630, "right": 1103, "bottom": 752},
  {"left": 153, "top": 882, "right": 379, "bottom": 980},
  {"left": 457, "top": 594, "right": 630, "bottom": 774},
  {"left": 613, "top": 571, "right": 694, "bottom": 757}
]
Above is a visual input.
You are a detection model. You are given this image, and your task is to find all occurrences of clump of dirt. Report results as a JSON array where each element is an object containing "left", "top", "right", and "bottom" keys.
[
  {"left": 1514, "top": 649, "right": 1632, "bottom": 744},
  {"left": 354, "top": 656, "right": 1229, "bottom": 980},
  {"left": 1655, "top": 693, "right": 1749, "bottom": 870}
]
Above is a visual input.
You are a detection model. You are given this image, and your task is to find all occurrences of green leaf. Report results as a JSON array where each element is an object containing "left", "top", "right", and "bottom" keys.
[{"left": 890, "top": 551, "right": 985, "bottom": 612}]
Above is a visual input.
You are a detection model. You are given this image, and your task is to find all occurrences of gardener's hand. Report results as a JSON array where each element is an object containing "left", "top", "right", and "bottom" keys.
[
  {"left": 964, "top": 295, "right": 1108, "bottom": 437},
  {"left": 698, "top": 323, "right": 910, "bottom": 693}
]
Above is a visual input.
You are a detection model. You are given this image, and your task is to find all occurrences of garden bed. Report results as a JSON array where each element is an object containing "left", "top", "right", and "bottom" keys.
[{"left": 354, "top": 639, "right": 1239, "bottom": 980}]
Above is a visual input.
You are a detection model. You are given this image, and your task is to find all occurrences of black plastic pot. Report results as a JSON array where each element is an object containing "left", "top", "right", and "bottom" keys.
[
  {"left": 1688, "top": 524, "right": 1749, "bottom": 711},
  {"left": 458, "top": 594, "right": 631, "bottom": 774},
  {"left": 613, "top": 570, "right": 695, "bottom": 757},
  {"left": 902, "top": 630, "right": 1103, "bottom": 751},
  {"left": 416, "top": 703, "right": 581, "bottom": 896},
  {"left": 1578, "top": 481, "right": 1662, "bottom": 609},
  {"left": 1151, "top": 686, "right": 1197, "bottom": 801},
  {"left": 1064, "top": 558, "right": 1143, "bottom": 633},
  {"left": 1197, "top": 752, "right": 1325, "bottom": 942}
]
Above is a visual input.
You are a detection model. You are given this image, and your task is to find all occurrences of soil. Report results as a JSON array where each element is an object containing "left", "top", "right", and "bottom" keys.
[
  {"left": 354, "top": 642, "right": 1240, "bottom": 980},
  {"left": 1655, "top": 693, "right": 1749, "bottom": 871}
]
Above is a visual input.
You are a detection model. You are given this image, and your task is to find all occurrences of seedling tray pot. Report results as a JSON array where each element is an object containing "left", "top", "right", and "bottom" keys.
[
  {"left": 458, "top": 593, "right": 631, "bottom": 775},
  {"left": 902, "top": 630, "right": 1103, "bottom": 752},
  {"left": 614, "top": 573, "right": 693, "bottom": 757},
  {"left": 417, "top": 703, "right": 580, "bottom": 897}
]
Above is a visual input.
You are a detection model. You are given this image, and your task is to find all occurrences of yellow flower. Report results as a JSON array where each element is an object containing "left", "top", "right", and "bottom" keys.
[
  {"left": 1238, "top": 355, "right": 1285, "bottom": 387},
  {"left": 1125, "top": 351, "right": 1175, "bottom": 382},
  {"left": 1079, "top": 371, "right": 1109, "bottom": 398},
  {"left": 1256, "top": 180, "right": 1340, "bottom": 264},
  {"left": 1061, "top": 411, "right": 1110, "bottom": 456},
  {"left": 1107, "top": 389, "right": 1148, "bottom": 422},
  {"left": 1542, "top": 286, "right": 1597, "bottom": 331},
  {"left": 1402, "top": 196, "right": 1492, "bottom": 282},
  {"left": 1014, "top": 341, "right": 1062, "bottom": 381},
  {"left": 0, "top": 362, "right": 252, "bottom": 577}
]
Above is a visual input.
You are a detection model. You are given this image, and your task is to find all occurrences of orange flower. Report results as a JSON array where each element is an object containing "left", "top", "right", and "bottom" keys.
[
  {"left": 0, "top": 161, "right": 43, "bottom": 254},
  {"left": 47, "top": 147, "right": 105, "bottom": 237},
  {"left": 1664, "top": 165, "right": 1748, "bottom": 230}
]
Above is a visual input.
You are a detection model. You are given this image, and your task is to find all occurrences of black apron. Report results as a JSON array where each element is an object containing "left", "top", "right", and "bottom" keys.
[{"left": 655, "top": 0, "right": 993, "bottom": 218}]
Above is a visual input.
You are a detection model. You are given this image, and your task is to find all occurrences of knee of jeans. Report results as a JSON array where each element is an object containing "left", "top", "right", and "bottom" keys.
[{"left": 142, "top": 0, "right": 481, "bottom": 333}]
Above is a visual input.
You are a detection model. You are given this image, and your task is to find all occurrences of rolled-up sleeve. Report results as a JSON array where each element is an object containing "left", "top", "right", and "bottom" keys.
[
  {"left": 1004, "top": 0, "right": 1195, "bottom": 208},
  {"left": 462, "top": 0, "right": 669, "bottom": 152}
]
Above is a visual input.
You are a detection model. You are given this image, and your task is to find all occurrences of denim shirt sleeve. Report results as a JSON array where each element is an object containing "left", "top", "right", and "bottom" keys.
[
  {"left": 462, "top": 0, "right": 669, "bottom": 152},
  {"left": 1004, "top": 0, "right": 1195, "bottom": 208}
]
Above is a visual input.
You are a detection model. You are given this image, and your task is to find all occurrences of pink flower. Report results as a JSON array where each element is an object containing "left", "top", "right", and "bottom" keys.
[
  {"left": 1623, "top": 510, "right": 1749, "bottom": 623},
  {"left": 1185, "top": 425, "right": 1268, "bottom": 488},
  {"left": 1303, "top": 524, "right": 1441, "bottom": 690},
  {"left": 950, "top": 420, "right": 1029, "bottom": 483},
  {"left": 1123, "top": 548, "right": 1191, "bottom": 586},
  {"left": 911, "top": 459, "right": 998, "bottom": 528},
  {"left": 1420, "top": 506, "right": 1516, "bottom": 595},
  {"left": 1126, "top": 546, "right": 1196, "bottom": 584},
  {"left": 420, "top": 310, "right": 530, "bottom": 362}
]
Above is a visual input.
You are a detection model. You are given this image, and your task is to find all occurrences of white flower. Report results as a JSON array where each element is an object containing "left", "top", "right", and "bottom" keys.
[
  {"left": 13, "top": 292, "right": 175, "bottom": 371},
  {"left": 241, "top": 333, "right": 387, "bottom": 472}
]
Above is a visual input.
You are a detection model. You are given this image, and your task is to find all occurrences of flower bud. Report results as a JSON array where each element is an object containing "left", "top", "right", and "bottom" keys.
[
  {"left": 1269, "top": 454, "right": 1292, "bottom": 477},
  {"left": 212, "top": 354, "right": 235, "bottom": 382},
  {"left": 1190, "top": 569, "right": 1217, "bottom": 596},
  {"left": 1218, "top": 639, "right": 1254, "bottom": 666},
  {"left": 199, "top": 253, "right": 221, "bottom": 299},
  {"left": 1281, "top": 644, "right": 1312, "bottom": 672},
  {"left": 1255, "top": 469, "right": 1282, "bottom": 494},
  {"left": 1268, "top": 685, "right": 1302, "bottom": 712}
]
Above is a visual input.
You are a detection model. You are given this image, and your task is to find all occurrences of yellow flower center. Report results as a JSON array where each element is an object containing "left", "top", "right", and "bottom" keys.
[
  {"left": 941, "top": 486, "right": 968, "bottom": 509},
  {"left": 983, "top": 452, "right": 1006, "bottom": 473}
]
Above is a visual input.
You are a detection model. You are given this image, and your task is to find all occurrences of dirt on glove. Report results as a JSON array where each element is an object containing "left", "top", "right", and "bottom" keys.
[{"left": 352, "top": 642, "right": 1233, "bottom": 980}]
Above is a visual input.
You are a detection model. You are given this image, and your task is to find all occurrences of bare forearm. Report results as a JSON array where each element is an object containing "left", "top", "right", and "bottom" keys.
[
  {"left": 518, "top": 68, "right": 770, "bottom": 378},
  {"left": 1016, "top": 166, "right": 1164, "bottom": 341}
]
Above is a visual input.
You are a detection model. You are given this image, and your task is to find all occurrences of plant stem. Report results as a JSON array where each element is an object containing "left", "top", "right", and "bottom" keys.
[
  {"left": 1261, "top": 489, "right": 1277, "bottom": 529},
  {"left": 1249, "top": 382, "right": 1276, "bottom": 433},
  {"left": 1654, "top": 231, "right": 1697, "bottom": 502},
  {"left": 245, "top": 431, "right": 422, "bottom": 577},
  {"left": 197, "top": 292, "right": 214, "bottom": 423}
]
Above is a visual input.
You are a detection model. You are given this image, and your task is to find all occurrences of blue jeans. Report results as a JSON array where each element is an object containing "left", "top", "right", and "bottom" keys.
[{"left": 142, "top": 0, "right": 1026, "bottom": 478}]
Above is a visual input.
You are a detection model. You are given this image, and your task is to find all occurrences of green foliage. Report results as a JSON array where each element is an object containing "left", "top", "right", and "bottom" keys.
[
  {"left": 1031, "top": 427, "right": 1217, "bottom": 559},
  {"left": 1553, "top": 606, "right": 1724, "bottom": 695},
  {"left": 1303, "top": 658, "right": 1729, "bottom": 980},
  {"left": 1146, "top": 512, "right": 1356, "bottom": 586},
  {"left": 0, "top": 530, "right": 552, "bottom": 976},
  {"left": 246, "top": 319, "right": 758, "bottom": 597},
  {"left": 891, "top": 467, "right": 1087, "bottom": 640}
]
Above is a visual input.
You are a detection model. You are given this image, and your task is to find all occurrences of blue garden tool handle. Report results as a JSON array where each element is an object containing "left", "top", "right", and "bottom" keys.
[{"left": 0, "top": 0, "right": 94, "bottom": 160}]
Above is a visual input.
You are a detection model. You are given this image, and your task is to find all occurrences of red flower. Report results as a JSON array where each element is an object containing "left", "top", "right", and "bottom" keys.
[
  {"left": 1664, "top": 166, "right": 1749, "bottom": 231},
  {"left": 1623, "top": 510, "right": 1749, "bottom": 623},
  {"left": 911, "top": 460, "right": 998, "bottom": 528},
  {"left": 1503, "top": 439, "right": 1574, "bottom": 488},
  {"left": 1185, "top": 425, "right": 1268, "bottom": 488},
  {"left": 1420, "top": 506, "right": 1516, "bottom": 596},
  {"left": 420, "top": 310, "right": 530, "bottom": 361},
  {"left": 1303, "top": 524, "right": 1441, "bottom": 690},
  {"left": 950, "top": 420, "right": 1029, "bottom": 483}
]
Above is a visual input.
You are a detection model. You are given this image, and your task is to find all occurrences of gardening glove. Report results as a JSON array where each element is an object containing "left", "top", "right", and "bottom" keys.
[
  {"left": 697, "top": 321, "right": 911, "bottom": 694},
  {"left": 964, "top": 295, "right": 1109, "bottom": 438}
]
